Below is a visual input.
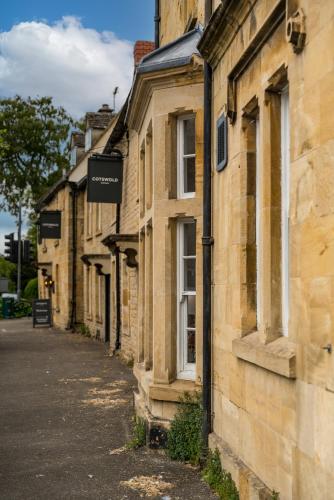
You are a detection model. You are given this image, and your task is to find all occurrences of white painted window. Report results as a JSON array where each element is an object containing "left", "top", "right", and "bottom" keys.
[
  {"left": 70, "top": 147, "right": 77, "bottom": 167},
  {"left": 177, "top": 219, "right": 196, "bottom": 379},
  {"left": 85, "top": 128, "right": 92, "bottom": 152},
  {"left": 177, "top": 115, "right": 196, "bottom": 198},
  {"left": 281, "top": 89, "right": 290, "bottom": 336},
  {"left": 255, "top": 117, "right": 262, "bottom": 328}
]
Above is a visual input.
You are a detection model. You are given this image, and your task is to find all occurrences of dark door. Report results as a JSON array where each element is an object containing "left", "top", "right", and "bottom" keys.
[{"left": 105, "top": 274, "right": 110, "bottom": 343}]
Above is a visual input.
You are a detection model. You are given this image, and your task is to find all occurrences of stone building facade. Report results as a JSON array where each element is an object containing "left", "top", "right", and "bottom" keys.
[
  {"left": 126, "top": 13, "right": 206, "bottom": 430},
  {"left": 199, "top": 0, "right": 334, "bottom": 498},
  {"left": 36, "top": 1, "right": 334, "bottom": 497},
  {"left": 37, "top": 181, "right": 78, "bottom": 330},
  {"left": 37, "top": 105, "right": 116, "bottom": 335}
]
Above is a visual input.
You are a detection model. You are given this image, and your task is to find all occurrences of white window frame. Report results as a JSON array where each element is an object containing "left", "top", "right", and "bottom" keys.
[
  {"left": 70, "top": 147, "right": 77, "bottom": 167},
  {"left": 177, "top": 114, "right": 196, "bottom": 199},
  {"left": 85, "top": 128, "right": 92, "bottom": 152},
  {"left": 177, "top": 218, "right": 196, "bottom": 379},
  {"left": 281, "top": 89, "right": 290, "bottom": 337}
]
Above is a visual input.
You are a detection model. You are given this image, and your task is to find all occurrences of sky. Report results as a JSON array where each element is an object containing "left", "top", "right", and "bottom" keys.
[{"left": 0, "top": 1, "right": 155, "bottom": 251}]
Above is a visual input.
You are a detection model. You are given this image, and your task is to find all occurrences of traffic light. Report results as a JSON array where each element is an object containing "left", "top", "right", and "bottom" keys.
[
  {"left": 4, "top": 233, "right": 14, "bottom": 262},
  {"left": 23, "top": 240, "right": 34, "bottom": 264},
  {"left": 12, "top": 240, "right": 18, "bottom": 264}
]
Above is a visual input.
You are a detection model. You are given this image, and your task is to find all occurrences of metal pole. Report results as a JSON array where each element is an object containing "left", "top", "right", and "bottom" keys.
[{"left": 17, "top": 200, "right": 22, "bottom": 301}]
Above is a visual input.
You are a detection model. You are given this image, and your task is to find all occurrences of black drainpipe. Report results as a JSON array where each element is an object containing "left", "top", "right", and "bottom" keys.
[
  {"left": 69, "top": 182, "right": 77, "bottom": 330},
  {"left": 154, "top": 0, "right": 160, "bottom": 49},
  {"left": 115, "top": 203, "right": 121, "bottom": 351},
  {"left": 202, "top": 0, "right": 213, "bottom": 450}
]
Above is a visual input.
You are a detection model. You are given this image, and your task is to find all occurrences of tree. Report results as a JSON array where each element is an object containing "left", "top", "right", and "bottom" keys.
[
  {"left": 0, "top": 96, "right": 74, "bottom": 216},
  {"left": 0, "top": 257, "right": 16, "bottom": 292}
]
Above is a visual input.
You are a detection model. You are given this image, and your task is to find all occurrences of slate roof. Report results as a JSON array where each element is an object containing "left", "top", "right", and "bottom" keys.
[{"left": 137, "top": 25, "right": 203, "bottom": 74}]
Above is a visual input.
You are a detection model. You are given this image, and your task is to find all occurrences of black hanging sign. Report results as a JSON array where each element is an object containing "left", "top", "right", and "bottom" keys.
[
  {"left": 39, "top": 211, "right": 62, "bottom": 239},
  {"left": 33, "top": 299, "right": 52, "bottom": 327},
  {"left": 87, "top": 154, "right": 123, "bottom": 203}
]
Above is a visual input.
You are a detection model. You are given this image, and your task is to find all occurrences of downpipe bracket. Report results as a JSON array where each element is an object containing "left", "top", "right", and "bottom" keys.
[{"left": 202, "top": 236, "right": 214, "bottom": 246}]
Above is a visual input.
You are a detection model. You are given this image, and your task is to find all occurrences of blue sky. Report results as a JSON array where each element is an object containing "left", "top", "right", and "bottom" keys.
[
  {"left": 0, "top": 1, "right": 155, "bottom": 249},
  {"left": 1, "top": 0, "right": 155, "bottom": 41}
]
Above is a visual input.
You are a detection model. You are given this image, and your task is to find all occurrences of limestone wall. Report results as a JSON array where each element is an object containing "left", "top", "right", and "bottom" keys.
[
  {"left": 128, "top": 52, "right": 204, "bottom": 424},
  {"left": 108, "top": 130, "right": 140, "bottom": 361},
  {"left": 159, "top": 0, "right": 205, "bottom": 46},
  {"left": 208, "top": 0, "right": 334, "bottom": 498},
  {"left": 37, "top": 185, "right": 72, "bottom": 330}
]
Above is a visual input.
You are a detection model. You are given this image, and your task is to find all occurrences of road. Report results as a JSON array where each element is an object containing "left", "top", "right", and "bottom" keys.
[{"left": 0, "top": 318, "right": 215, "bottom": 500}]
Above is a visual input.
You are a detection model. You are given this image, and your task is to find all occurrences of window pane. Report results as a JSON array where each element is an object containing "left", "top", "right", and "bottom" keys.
[
  {"left": 184, "top": 258, "right": 196, "bottom": 291},
  {"left": 183, "top": 221, "right": 196, "bottom": 256},
  {"left": 183, "top": 157, "right": 195, "bottom": 193},
  {"left": 187, "top": 295, "right": 196, "bottom": 328},
  {"left": 183, "top": 118, "right": 195, "bottom": 155},
  {"left": 187, "top": 330, "right": 196, "bottom": 363}
]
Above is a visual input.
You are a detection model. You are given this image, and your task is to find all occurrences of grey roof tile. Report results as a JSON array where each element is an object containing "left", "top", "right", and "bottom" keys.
[{"left": 137, "top": 26, "right": 203, "bottom": 74}]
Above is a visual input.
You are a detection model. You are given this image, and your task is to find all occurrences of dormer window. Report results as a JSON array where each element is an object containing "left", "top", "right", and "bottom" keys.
[
  {"left": 85, "top": 128, "right": 92, "bottom": 152},
  {"left": 70, "top": 147, "right": 77, "bottom": 167}
]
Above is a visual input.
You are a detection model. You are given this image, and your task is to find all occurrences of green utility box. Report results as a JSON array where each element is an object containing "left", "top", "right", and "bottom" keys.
[{"left": 2, "top": 297, "right": 14, "bottom": 319}]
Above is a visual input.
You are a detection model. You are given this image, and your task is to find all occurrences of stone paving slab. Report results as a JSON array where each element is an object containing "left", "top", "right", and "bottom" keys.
[{"left": 0, "top": 318, "right": 216, "bottom": 499}]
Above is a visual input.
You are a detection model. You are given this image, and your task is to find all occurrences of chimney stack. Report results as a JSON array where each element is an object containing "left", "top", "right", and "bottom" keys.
[{"left": 133, "top": 40, "right": 155, "bottom": 66}]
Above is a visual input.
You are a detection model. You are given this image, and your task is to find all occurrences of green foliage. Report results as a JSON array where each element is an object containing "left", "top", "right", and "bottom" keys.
[
  {"left": 202, "top": 449, "right": 239, "bottom": 500},
  {"left": 23, "top": 277, "right": 38, "bottom": 300},
  {"left": 13, "top": 299, "right": 32, "bottom": 318},
  {"left": 0, "top": 95, "right": 74, "bottom": 215},
  {"left": 0, "top": 298, "right": 32, "bottom": 319},
  {"left": 127, "top": 416, "right": 146, "bottom": 449},
  {"left": 9, "top": 262, "right": 37, "bottom": 295},
  {"left": 0, "top": 257, "right": 16, "bottom": 291},
  {"left": 166, "top": 391, "right": 203, "bottom": 465},
  {"left": 78, "top": 324, "right": 91, "bottom": 337},
  {"left": 271, "top": 491, "right": 280, "bottom": 499}
]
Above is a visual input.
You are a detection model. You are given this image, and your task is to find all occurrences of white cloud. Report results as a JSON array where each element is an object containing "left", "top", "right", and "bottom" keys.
[{"left": 0, "top": 16, "right": 134, "bottom": 117}]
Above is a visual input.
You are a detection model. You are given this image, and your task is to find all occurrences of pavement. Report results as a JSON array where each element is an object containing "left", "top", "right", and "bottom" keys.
[{"left": 0, "top": 318, "right": 216, "bottom": 500}]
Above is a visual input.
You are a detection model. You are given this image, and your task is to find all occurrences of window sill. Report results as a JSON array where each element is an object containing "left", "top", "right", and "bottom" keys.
[
  {"left": 149, "top": 379, "right": 200, "bottom": 402},
  {"left": 232, "top": 331, "right": 296, "bottom": 379}
]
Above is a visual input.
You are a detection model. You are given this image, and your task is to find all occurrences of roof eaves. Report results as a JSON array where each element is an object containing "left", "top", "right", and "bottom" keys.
[
  {"left": 137, "top": 56, "right": 193, "bottom": 74},
  {"left": 35, "top": 176, "right": 68, "bottom": 212}
]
